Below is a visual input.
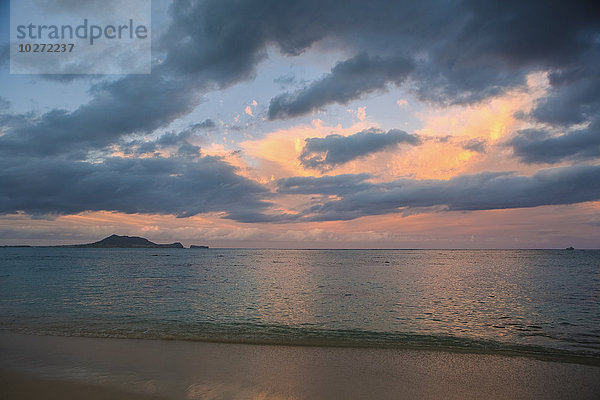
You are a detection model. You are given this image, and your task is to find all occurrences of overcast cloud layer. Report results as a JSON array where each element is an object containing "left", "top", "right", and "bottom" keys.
[
  {"left": 0, "top": 0, "right": 599, "bottom": 231},
  {"left": 0, "top": 155, "right": 271, "bottom": 219},
  {"left": 278, "top": 165, "right": 600, "bottom": 221}
]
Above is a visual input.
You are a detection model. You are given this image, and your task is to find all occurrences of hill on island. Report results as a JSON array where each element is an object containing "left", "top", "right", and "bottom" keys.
[{"left": 75, "top": 234, "right": 184, "bottom": 248}]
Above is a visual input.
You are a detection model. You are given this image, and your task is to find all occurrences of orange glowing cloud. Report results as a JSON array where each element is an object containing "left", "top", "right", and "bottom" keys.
[
  {"left": 389, "top": 72, "right": 551, "bottom": 179},
  {"left": 238, "top": 119, "right": 373, "bottom": 180},
  {"left": 417, "top": 73, "right": 548, "bottom": 140},
  {"left": 235, "top": 73, "right": 550, "bottom": 184}
]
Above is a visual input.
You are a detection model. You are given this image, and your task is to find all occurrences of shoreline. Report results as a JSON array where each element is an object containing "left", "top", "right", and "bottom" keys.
[
  {"left": 1, "top": 332, "right": 599, "bottom": 399},
  {"left": 4, "top": 328, "right": 599, "bottom": 367}
]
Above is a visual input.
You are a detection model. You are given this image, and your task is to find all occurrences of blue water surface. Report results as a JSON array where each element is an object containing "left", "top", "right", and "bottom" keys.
[{"left": 1, "top": 248, "right": 599, "bottom": 360}]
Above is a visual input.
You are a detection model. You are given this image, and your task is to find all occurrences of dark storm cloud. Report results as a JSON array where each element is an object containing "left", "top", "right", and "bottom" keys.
[
  {"left": 0, "top": 69, "right": 202, "bottom": 157},
  {"left": 5, "top": 0, "right": 599, "bottom": 156},
  {"left": 508, "top": 124, "right": 600, "bottom": 164},
  {"left": 506, "top": 51, "right": 600, "bottom": 163},
  {"left": 299, "top": 128, "right": 420, "bottom": 171},
  {"left": 120, "top": 120, "right": 216, "bottom": 156},
  {"left": 159, "top": 120, "right": 215, "bottom": 144},
  {"left": 190, "top": 119, "right": 216, "bottom": 129},
  {"left": 529, "top": 68, "right": 600, "bottom": 127},
  {"left": 2, "top": 0, "right": 332, "bottom": 158},
  {"left": 507, "top": 61, "right": 600, "bottom": 163},
  {"left": 160, "top": 0, "right": 331, "bottom": 78},
  {"left": 277, "top": 173, "right": 373, "bottom": 196},
  {"left": 438, "top": 1, "right": 599, "bottom": 75},
  {"left": 268, "top": 53, "right": 414, "bottom": 120},
  {"left": 0, "top": 154, "right": 271, "bottom": 220},
  {"left": 460, "top": 138, "right": 487, "bottom": 154},
  {"left": 265, "top": 0, "right": 600, "bottom": 118},
  {"left": 277, "top": 165, "right": 600, "bottom": 221},
  {"left": 1, "top": 0, "right": 322, "bottom": 156},
  {"left": 422, "top": 135, "right": 487, "bottom": 153},
  {"left": 155, "top": 132, "right": 188, "bottom": 147},
  {"left": 409, "top": 0, "right": 591, "bottom": 104},
  {"left": 3, "top": 0, "right": 599, "bottom": 223},
  {"left": 176, "top": 142, "right": 202, "bottom": 157}
]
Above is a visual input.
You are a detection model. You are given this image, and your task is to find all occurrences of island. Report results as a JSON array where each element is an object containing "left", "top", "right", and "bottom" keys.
[
  {"left": 72, "top": 234, "right": 184, "bottom": 248},
  {"left": 0, "top": 235, "right": 212, "bottom": 249}
]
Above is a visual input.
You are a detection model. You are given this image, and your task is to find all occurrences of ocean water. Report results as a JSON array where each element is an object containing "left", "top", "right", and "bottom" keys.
[{"left": 0, "top": 248, "right": 599, "bottom": 363}]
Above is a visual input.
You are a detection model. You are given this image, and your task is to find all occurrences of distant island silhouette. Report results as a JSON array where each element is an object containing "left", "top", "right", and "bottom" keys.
[
  {"left": 0, "top": 235, "right": 211, "bottom": 248},
  {"left": 73, "top": 234, "right": 184, "bottom": 248}
]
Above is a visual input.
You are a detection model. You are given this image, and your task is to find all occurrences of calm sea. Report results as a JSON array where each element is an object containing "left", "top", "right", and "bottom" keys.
[{"left": 1, "top": 248, "right": 599, "bottom": 362}]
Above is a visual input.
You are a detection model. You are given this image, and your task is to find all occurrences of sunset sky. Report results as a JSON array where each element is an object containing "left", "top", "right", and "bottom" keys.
[{"left": 0, "top": 0, "right": 599, "bottom": 248}]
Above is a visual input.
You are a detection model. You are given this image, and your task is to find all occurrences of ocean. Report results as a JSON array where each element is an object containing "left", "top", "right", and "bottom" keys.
[{"left": 1, "top": 248, "right": 599, "bottom": 364}]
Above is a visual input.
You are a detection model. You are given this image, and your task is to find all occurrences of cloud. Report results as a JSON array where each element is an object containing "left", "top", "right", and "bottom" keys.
[
  {"left": 507, "top": 66, "right": 600, "bottom": 164},
  {"left": 299, "top": 128, "right": 420, "bottom": 171},
  {"left": 121, "top": 125, "right": 208, "bottom": 157},
  {"left": 0, "top": 0, "right": 311, "bottom": 157},
  {"left": 508, "top": 124, "right": 600, "bottom": 164},
  {"left": 5, "top": 0, "right": 598, "bottom": 158},
  {"left": 507, "top": 56, "right": 600, "bottom": 163},
  {"left": 356, "top": 107, "right": 366, "bottom": 121},
  {"left": 0, "top": 97, "right": 10, "bottom": 111},
  {"left": 0, "top": 154, "right": 272, "bottom": 221},
  {"left": 529, "top": 67, "right": 600, "bottom": 127},
  {"left": 3, "top": 0, "right": 599, "bottom": 227},
  {"left": 460, "top": 138, "right": 487, "bottom": 153},
  {"left": 5, "top": 0, "right": 304, "bottom": 157},
  {"left": 0, "top": 69, "right": 203, "bottom": 157},
  {"left": 263, "top": 0, "right": 599, "bottom": 118},
  {"left": 277, "top": 173, "right": 373, "bottom": 196},
  {"left": 268, "top": 53, "right": 414, "bottom": 119},
  {"left": 2, "top": 0, "right": 342, "bottom": 158},
  {"left": 277, "top": 165, "right": 600, "bottom": 221},
  {"left": 151, "top": 120, "right": 215, "bottom": 148},
  {"left": 188, "top": 119, "right": 216, "bottom": 130},
  {"left": 273, "top": 73, "right": 302, "bottom": 88}
]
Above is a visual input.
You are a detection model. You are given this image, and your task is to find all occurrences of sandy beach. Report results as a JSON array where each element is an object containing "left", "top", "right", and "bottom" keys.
[
  {"left": 1, "top": 332, "right": 599, "bottom": 400},
  {"left": 0, "top": 369, "right": 167, "bottom": 400}
]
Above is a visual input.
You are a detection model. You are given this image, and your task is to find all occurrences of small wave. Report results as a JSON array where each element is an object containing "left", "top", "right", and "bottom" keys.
[{"left": 2, "top": 323, "right": 599, "bottom": 366}]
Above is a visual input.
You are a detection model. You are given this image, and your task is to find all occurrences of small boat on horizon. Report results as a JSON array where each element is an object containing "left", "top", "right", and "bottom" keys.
[{"left": 565, "top": 246, "right": 575, "bottom": 251}]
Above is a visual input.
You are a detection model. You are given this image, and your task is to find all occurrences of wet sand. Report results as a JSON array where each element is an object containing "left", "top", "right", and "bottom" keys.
[
  {"left": 0, "top": 369, "right": 167, "bottom": 400},
  {"left": 1, "top": 332, "right": 599, "bottom": 399}
]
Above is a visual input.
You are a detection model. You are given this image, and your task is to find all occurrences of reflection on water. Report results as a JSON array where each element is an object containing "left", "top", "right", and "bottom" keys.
[{"left": 0, "top": 248, "right": 599, "bottom": 356}]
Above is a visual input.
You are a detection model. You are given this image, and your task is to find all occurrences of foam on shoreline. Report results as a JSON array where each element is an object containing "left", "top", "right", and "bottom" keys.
[{"left": 1, "top": 332, "right": 599, "bottom": 400}]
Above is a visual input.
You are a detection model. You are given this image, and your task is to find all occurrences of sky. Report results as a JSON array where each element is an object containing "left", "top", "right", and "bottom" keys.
[{"left": 0, "top": 0, "right": 599, "bottom": 248}]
